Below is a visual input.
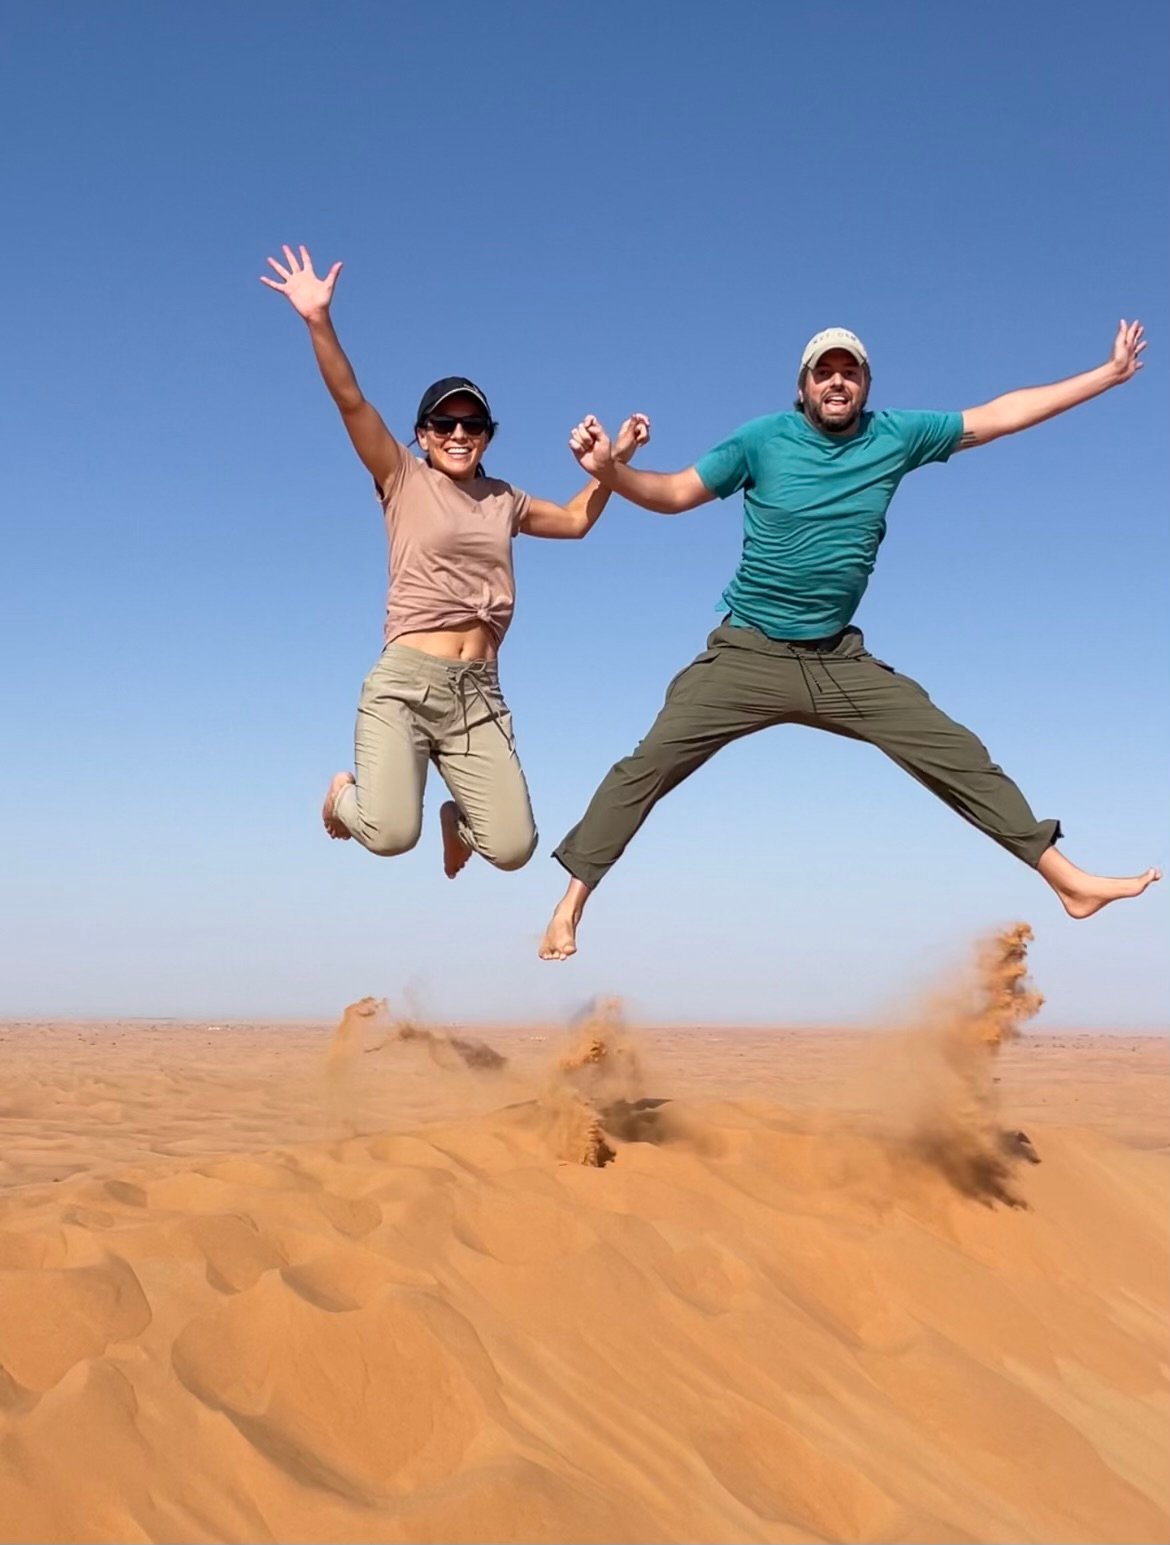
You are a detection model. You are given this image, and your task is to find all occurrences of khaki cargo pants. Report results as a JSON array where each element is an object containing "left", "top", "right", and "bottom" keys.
[
  {"left": 554, "top": 623, "right": 1059, "bottom": 889},
  {"left": 334, "top": 643, "right": 537, "bottom": 870}
]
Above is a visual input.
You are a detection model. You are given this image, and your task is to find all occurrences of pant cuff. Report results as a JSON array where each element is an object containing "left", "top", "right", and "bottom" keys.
[
  {"left": 333, "top": 783, "right": 360, "bottom": 837},
  {"left": 552, "top": 844, "right": 604, "bottom": 890},
  {"left": 1020, "top": 818, "right": 1063, "bottom": 868},
  {"left": 455, "top": 813, "right": 479, "bottom": 856}
]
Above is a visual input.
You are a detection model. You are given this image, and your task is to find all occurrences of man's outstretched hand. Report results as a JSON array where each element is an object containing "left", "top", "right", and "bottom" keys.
[
  {"left": 570, "top": 412, "right": 649, "bottom": 480},
  {"left": 260, "top": 245, "right": 342, "bottom": 324},
  {"left": 1108, "top": 319, "right": 1145, "bottom": 383},
  {"left": 613, "top": 412, "right": 651, "bottom": 464}
]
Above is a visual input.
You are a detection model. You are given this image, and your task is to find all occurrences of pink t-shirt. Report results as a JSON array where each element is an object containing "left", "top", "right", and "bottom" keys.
[{"left": 377, "top": 451, "right": 530, "bottom": 646}]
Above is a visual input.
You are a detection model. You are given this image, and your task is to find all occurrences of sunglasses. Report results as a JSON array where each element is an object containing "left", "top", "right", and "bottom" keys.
[{"left": 423, "top": 413, "right": 490, "bottom": 438}]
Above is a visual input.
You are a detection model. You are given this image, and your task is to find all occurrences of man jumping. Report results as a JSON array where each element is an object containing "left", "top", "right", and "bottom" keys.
[{"left": 539, "top": 322, "right": 1159, "bottom": 961}]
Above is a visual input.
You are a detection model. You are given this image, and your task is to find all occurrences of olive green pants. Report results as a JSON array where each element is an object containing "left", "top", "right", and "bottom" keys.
[{"left": 554, "top": 623, "right": 1060, "bottom": 889}]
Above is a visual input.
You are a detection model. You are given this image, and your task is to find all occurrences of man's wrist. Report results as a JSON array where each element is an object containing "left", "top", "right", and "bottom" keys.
[{"left": 1096, "top": 358, "right": 1126, "bottom": 388}]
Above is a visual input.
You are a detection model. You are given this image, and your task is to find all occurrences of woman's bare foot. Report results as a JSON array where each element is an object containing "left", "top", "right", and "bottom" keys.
[
  {"left": 440, "top": 801, "right": 472, "bottom": 879},
  {"left": 1038, "top": 847, "right": 1161, "bottom": 919},
  {"left": 322, "top": 772, "right": 355, "bottom": 840},
  {"left": 538, "top": 879, "right": 592, "bottom": 960}
]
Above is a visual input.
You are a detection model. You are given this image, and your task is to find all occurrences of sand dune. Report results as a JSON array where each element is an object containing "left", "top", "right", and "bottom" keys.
[{"left": 0, "top": 938, "right": 1167, "bottom": 1544}]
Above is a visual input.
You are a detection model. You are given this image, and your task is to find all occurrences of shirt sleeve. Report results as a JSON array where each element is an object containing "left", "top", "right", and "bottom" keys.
[
  {"left": 892, "top": 410, "right": 964, "bottom": 470},
  {"left": 509, "top": 485, "right": 531, "bottom": 536},
  {"left": 694, "top": 426, "right": 754, "bottom": 499},
  {"left": 376, "top": 447, "right": 418, "bottom": 510}
]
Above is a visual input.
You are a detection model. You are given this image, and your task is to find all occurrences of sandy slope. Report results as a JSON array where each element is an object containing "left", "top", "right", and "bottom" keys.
[{"left": 0, "top": 952, "right": 1166, "bottom": 1543}]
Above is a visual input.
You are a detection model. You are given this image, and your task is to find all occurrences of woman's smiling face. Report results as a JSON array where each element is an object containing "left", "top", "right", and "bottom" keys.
[{"left": 416, "top": 393, "right": 491, "bottom": 479}]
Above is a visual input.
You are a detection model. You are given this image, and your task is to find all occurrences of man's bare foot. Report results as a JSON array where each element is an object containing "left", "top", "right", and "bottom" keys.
[
  {"left": 322, "top": 772, "right": 354, "bottom": 840},
  {"left": 1053, "top": 869, "right": 1161, "bottom": 919},
  {"left": 1038, "top": 847, "right": 1161, "bottom": 919},
  {"left": 439, "top": 801, "right": 472, "bottom": 879},
  {"left": 539, "top": 899, "right": 582, "bottom": 961}
]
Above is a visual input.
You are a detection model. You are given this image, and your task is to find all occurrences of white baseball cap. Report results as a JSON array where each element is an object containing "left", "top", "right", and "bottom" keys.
[{"left": 800, "top": 327, "right": 869, "bottom": 371}]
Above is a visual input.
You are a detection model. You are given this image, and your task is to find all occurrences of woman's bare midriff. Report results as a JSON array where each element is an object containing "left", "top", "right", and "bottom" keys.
[{"left": 392, "top": 620, "right": 498, "bottom": 661}]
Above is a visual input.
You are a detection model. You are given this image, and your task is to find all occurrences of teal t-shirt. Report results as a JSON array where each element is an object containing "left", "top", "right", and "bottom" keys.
[{"left": 694, "top": 408, "right": 963, "bottom": 640}]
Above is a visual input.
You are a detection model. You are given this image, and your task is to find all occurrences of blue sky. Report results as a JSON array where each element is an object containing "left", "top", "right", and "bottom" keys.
[{"left": 2, "top": 0, "right": 1167, "bottom": 1028}]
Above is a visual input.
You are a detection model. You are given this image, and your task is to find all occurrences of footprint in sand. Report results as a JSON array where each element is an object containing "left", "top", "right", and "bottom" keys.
[
  {"left": 171, "top": 1275, "right": 501, "bottom": 1503},
  {"left": 0, "top": 1253, "right": 151, "bottom": 1392},
  {"left": 185, "top": 1214, "right": 287, "bottom": 1295}
]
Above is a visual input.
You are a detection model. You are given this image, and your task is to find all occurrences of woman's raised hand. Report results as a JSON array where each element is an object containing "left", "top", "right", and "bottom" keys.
[{"left": 260, "top": 245, "right": 342, "bottom": 322}]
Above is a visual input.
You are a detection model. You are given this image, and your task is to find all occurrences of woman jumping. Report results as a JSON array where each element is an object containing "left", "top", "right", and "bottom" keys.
[{"left": 262, "top": 245, "right": 648, "bottom": 879}]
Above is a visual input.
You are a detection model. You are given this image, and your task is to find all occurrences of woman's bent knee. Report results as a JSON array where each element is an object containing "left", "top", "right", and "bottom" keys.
[
  {"left": 484, "top": 828, "right": 539, "bottom": 873},
  {"left": 361, "top": 819, "right": 422, "bottom": 858}
]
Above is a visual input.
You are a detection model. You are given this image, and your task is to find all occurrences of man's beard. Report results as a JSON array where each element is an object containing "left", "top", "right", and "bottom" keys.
[{"left": 805, "top": 396, "right": 864, "bottom": 435}]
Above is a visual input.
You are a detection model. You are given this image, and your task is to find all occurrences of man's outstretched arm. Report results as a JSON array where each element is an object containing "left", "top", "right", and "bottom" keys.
[
  {"left": 567, "top": 415, "right": 715, "bottom": 513},
  {"left": 956, "top": 320, "right": 1145, "bottom": 450}
]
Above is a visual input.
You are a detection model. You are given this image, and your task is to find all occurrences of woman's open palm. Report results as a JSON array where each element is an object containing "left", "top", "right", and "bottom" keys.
[{"left": 260, "top": 245, "right": 342, "bottom": 321}]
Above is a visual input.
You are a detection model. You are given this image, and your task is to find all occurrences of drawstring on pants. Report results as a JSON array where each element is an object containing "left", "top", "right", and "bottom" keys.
[
  {"left": 816, "top": 655, "right": 866, "bottom": 719},
  {"left": 794, "top": 650, "right": 818, "bottom": 715},
  {"left": 786, "top": 644, "right": 866, "bottom": 720},
  {"left": 446, "top": 664, "right": 511, "bottom": 755}
]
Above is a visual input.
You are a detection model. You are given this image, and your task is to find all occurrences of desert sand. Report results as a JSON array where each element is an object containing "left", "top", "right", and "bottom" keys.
[{"left": 0, "top": 929, "right": 1166, "bottom": 1545}]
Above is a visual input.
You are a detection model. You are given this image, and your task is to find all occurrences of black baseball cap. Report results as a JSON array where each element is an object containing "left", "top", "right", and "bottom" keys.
[{"left": 415, "top": 376, "right": 495, "bottom": 433}]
